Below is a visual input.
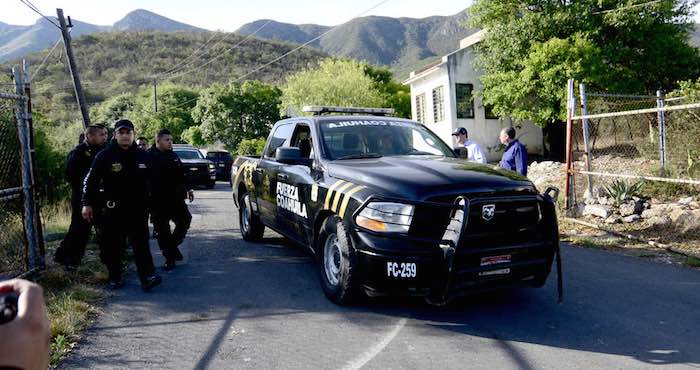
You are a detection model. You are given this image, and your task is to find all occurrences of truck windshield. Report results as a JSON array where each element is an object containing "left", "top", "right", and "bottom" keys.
[
  {"left": 174, "top": 150, "right": 203, "bottom": 160},
  {"left": 319, "top": 119, "right": 455, "bottom": 160}
]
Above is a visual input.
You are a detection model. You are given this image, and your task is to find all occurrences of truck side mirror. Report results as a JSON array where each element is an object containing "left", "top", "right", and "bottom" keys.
[{"left": 276, "top": 147, "right": 304, "bottom": 165}]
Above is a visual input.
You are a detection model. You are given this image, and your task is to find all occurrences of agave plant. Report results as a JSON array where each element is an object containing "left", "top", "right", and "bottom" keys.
[{"left": 603, "top": 180, "right": 644, "bottom": 207}]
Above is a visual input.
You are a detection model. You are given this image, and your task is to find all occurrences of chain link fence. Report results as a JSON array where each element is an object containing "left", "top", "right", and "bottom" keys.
[
  {"left": 565, "top": 80, "right": 700, "bottom": 249},
  {"left": 0, "top": 94, "right": 27, "bottom": 277},
  {"left": 1, "top": 67, "right": 44, "bottom": 278}
]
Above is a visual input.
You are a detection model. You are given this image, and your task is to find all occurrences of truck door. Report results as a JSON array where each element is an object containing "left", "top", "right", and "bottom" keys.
[
  {"left": 256, "top": 123, "right": 295, "bottom": 226},
  {"left": 276, "top": 123, "right": 318, "bottom": 246}
]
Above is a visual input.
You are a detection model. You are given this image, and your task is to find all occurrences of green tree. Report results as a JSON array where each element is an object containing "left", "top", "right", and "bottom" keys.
[
  {"left": 364, "top": 64, "right": 412, "bottom": 118},
  {"left": 135, "top": 84, "right": 200, "bottom": 142},
  {"left": 90, "top": 93, "right": 137, "bottom": 125},
  {"left": 192, "top": 80, "right": 282, "bottom": 150},
  {"left": 468, "top": 0, "right": 700, "bottom": 156},
  {"left": 280, "top": 59, "right": 385, "bottom": 116},
  {"left": 235, "top": 138, "right": 267, "bottom": 156}
]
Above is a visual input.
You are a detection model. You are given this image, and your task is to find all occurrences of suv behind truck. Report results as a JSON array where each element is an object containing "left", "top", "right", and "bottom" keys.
[{"left": 231, "top": 106, "right": 561, "bottom": 305}]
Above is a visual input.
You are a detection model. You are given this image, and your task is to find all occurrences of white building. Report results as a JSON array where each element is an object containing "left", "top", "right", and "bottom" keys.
[{"left": 403, "top": 30, "right": 543, "bottom": 162}]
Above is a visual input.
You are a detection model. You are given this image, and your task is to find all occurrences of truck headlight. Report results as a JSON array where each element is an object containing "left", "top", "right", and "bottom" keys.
[
  {"left": 208, "top": 163, "right": 215, "bottom": 169},
  {"left": 355, "top": 202, "right": 414, "bottom": 233}
]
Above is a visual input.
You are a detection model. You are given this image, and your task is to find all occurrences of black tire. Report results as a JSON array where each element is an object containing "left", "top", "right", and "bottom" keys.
[
  {"left": 239, "top": 191, "right": 264, "bottom": 242},
  {"left": 207, "top": 180, "right": 216, "bottom": 189},
  {"left": 318, "top": 216, "right": 359, "bottom": 305}
]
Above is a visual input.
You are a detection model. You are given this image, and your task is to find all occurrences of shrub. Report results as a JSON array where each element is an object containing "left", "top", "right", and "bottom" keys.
[{"left": 235, "top": 138, "right": 267, "bottom": 157}]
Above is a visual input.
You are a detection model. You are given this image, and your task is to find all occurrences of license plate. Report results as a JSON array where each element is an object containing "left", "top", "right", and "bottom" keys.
[
  {"left": 479, "top": 268, "right": 511, "bottom": 276},
  {"left": 386, "top": 262, "right": 416, "bottom": 278},
  {"left": 480, "top": 254, "right": 511, "bottom": 266}
]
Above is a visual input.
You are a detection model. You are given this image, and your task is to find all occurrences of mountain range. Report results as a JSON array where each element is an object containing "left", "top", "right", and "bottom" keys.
[
  {"left": 236, "top": 11, "right": 478, "bottom": 77},
  {"left": 2, "top": 7, "right": 700, "bottom": 78},
  {"left": 0, "top": 9, "right": 203, "bottom": 63}
]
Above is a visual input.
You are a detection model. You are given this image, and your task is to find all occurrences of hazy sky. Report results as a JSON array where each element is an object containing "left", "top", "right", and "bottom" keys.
[
  {"left": 2, "top": 0, "right": 472, "bottom": 31},
  {"left": 4, "top": 0, "right": 699, "bottom": 32}
]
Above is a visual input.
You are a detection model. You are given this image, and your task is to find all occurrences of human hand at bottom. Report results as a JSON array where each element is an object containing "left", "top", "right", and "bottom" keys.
[{"left": 0, "top": 279, "right": 50, "bottom": 370}]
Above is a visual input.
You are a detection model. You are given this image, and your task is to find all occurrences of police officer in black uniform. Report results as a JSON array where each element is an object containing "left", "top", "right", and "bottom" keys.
[
  {"left": 148, "top": 129, "right": 193, "bottom": 270},
  {"left": 82, "top": 119, "right": 162, "bottom": 290},
  {"left": 54, "top": 124, "right": 107, "bottom": 269}
]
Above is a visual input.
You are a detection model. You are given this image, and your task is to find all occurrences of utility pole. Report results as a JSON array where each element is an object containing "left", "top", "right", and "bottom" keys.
[
  {"left": 153, "top": 78, "right": 158, "bottom": 113},
  {"left": 57, "top": 8, "right": 90, "bottom": 127}
]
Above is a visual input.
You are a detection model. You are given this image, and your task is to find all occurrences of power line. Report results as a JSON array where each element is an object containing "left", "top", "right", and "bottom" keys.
[
  {"left": 29, "top": 37, "right": 62, "bottom": 82},
  {"left": 18, "top": 0, "right": 60, "bottom": 28},
  {"left": 154, "top": 0, "right": 392, "bottom": 114},
  {"left": 593, "top": 0, "right": 665, "bottom": 15},
  {"left": 157, "top": 31, "right": 223, "bottom": 77},
  {"left": 234, "top": 0, "right": 391, "bottom": 82},
  {"left": 159, "top": 20, "right": 273, "bottom": 82}
]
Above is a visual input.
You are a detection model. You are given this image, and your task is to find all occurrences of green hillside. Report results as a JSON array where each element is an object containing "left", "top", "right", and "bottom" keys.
[{"left": 4, "top": 30, "right": 326, "bottom": 122}]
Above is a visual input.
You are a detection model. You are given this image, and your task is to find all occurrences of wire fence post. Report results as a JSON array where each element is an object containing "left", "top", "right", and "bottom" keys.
[
  {"left": 579, "top": 83, "right": 594, "bottom": 198},
  {"left": 656, "top": 90, "right": 667, "bottom": 170},
  {"left": 12, "top": 67, "right": 41, "bottom": 271},
  {"left": 23, "top": 60, "right": 46, "bottom": 264},
  {"left": 565, "top": 79, "right": 575, "bottom": 209}
]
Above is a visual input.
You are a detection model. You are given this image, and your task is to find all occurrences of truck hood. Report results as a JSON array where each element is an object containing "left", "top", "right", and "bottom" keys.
[{"left": 326, "top": 156, "right": 537, "bottom": 199}]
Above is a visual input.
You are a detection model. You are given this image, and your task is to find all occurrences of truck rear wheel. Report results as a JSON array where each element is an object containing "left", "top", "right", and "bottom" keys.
[
  {"left": 239, "top": 191, "right": 264, "bottom": 242},
  {"left": 318, "top": 216, "right": 359, "bottom": 305}
]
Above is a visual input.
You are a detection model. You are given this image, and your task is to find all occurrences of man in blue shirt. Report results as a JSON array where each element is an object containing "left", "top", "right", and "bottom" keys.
[{"left": 498, "top": 127, "right": 528, "bottom": 176}]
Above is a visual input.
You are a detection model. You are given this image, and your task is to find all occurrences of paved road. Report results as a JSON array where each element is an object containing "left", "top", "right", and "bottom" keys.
[{"left": 60, "top": 184, "right": 700, "bottom": 369}]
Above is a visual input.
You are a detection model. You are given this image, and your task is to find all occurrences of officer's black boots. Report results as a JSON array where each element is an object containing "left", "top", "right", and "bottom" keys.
[
  {"left": 141, "top": 273, "right": 162, "bottom": 291},
  {"left": 164, "top": 259, "right": 176, "bottom": 271}
]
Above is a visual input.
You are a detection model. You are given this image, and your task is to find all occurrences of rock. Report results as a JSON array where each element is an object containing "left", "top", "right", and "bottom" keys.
[
  {"left": 592, "top": 186, "right": 607, "bottom": 199},
  {"left": 605, "top": 216, "right": 621, "bottom": 224},
  {"left": 619, "top": 202, "right": 636, "bottom": 217},
  {"left": 583, "top": 204, "right": 612, "bottom": 218},
  {"left": 641, "top": 206, "right": 667, "bottom": 219},
  {"left": 678, "top": 197, "right": 694, "bottom": 206},
  {"left": 597, "top": 196, "right": 610, "bottom": 206},
  {"left": 648, "top": 215, "right": 672, "bottom": 227},
  {"left": 622, "top": 214, "right": 641, "bottom": 223},
  {"left": 669, "top": 209, "right": 691, "bottom": 223},
  {"left": 690, "top": 201, "right": 700, "bottom": 210}
]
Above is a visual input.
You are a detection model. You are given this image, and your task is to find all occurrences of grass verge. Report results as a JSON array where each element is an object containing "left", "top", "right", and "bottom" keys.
[{"left": 39, "top": 200, "right": 109, "bottom": 368}]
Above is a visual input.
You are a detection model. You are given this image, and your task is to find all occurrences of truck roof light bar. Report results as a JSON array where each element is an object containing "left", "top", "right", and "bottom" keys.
[{"left": 302, "top": 106, "right": 395, "bottom": 116}]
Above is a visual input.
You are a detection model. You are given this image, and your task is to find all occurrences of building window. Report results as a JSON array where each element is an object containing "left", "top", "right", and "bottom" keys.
[
  {"left": 432, "top": 86, "right": 445, "bottom": 122},
  {"left": 415, "top": 93, "right": 426, "bottom": 123},
  {"left": 456, "top": 84, "right": 474, "bottom": 119}
]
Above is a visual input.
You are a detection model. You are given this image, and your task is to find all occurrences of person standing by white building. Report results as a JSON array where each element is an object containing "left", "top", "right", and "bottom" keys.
[{"left": 452, "top": 127, "right": 486, "bottom": 164}]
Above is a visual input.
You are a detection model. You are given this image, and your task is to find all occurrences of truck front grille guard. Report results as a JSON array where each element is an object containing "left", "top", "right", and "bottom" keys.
[{"left": 351, "top": 191, "right": 563, "bottom": 304}]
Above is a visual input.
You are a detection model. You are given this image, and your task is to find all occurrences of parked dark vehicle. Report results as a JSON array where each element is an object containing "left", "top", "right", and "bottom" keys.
[
  {"left": 205, "top": 150, "right": 233, "bottom": 181},
  {"left": 231, "top": 106, "right": 561, "bottom": 305},
  {"left": 173, "top": 144, "right": 216, "bottom": 189}
]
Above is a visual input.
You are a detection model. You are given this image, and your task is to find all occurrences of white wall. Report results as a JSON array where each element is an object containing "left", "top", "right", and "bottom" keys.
[
  {"left": 408, "top": 46, "right": 544, "bottom": 163},
  {"left": 409, "top": 65, "right": 454, "bottom": 148}
]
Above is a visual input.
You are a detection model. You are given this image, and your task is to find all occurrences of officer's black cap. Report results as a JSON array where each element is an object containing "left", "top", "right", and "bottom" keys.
[
  {"left": 452, "top": 127, "right": 468, "bottom": 136},
  {"left": 114, "top": 119, "right": 134, "bottom": 131}
]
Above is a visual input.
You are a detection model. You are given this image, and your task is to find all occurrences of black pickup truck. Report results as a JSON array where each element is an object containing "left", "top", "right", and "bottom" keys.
[{"left": 232, "top": 106, "right": 561, "bottom": 305}]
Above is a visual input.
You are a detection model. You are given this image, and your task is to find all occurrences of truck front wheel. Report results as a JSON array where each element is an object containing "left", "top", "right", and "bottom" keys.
[
  {"left": 239, "top": 191, "right": 264, "bottom": 242},
  {"left": 318, "top": 216, "right": 359, "bottom": 305}
]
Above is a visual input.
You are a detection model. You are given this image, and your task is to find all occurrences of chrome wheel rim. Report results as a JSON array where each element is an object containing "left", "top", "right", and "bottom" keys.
[
  {"left": 324, "top": 233, "right": 341, "bottom": 287},
  {"left": 241, "top": 194, "right": 250, "bottom": 234}
]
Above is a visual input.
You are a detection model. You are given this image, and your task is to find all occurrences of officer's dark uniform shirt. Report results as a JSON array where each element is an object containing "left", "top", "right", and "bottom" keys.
[
  {"left": 65, "top": 142, "right": 104, "bottom": 194},
  {"left": 82, "top": 140, "right": 151, "bottom": 210},
  {"left": 147, "top": 145, "right": 188, "bottom": 203}
]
